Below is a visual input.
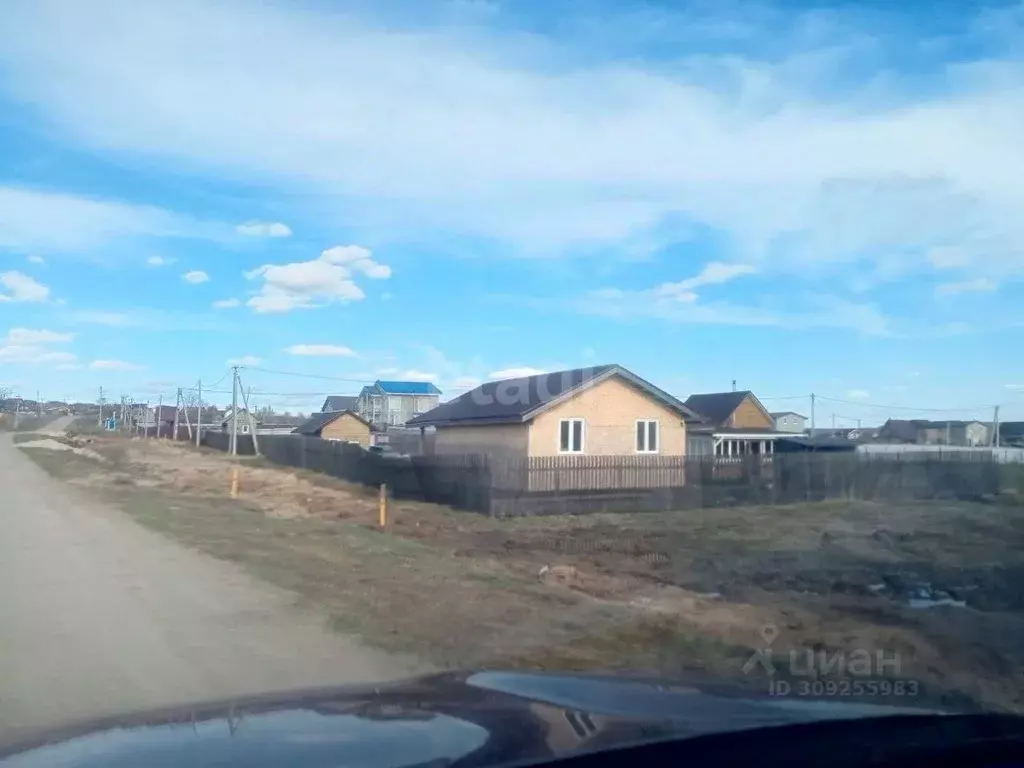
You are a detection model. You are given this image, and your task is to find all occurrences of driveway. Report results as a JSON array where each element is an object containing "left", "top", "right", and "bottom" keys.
[{"left": 0, "top": 435, "right": 418, "bottom": 746}]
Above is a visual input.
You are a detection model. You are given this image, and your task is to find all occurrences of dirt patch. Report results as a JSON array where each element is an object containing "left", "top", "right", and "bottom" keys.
[
  {"left": 16, "top": 437, "right": 105, "bottom": 461},
  {"left": 21, "top": 436, "right": 1024, "bottom": 713}
]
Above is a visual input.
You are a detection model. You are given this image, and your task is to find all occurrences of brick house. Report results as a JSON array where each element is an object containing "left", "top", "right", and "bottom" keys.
[
  {"left": 293, "top": 410, "right": 372, "bottom": 446},
  {"left": 684, "top": 390, "right": 790, "bottom": 457},
  {"left": 407, "top": 364, "right": 698, "bottom": 457}
]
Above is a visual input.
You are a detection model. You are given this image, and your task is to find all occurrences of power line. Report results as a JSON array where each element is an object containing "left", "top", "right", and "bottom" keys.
[
  {"left": 244, "top": 366, "right": 374, "bottom": 384},
  {"left": 816, "top": 395, "right": 998, "bottom": 412}
]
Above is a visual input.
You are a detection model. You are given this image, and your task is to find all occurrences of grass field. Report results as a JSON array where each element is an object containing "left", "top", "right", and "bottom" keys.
[{"left": 18, "top": 435, "right": 1024, "bottom": 713}]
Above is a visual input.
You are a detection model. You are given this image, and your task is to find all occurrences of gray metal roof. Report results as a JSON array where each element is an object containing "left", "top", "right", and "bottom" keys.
[
  {"left": 408, "top": 364, "right": 697, "bottom": 427},
  {"left": 683, "top": 391, "right": 754, "bottom": 426},
  {"left": 322, "top": 395, "right": 358, "bottom": 412}
]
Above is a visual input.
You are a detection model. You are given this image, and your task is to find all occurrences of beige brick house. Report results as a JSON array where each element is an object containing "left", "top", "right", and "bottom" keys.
[
  {"left": 293, "top": 409, "right": 372, "bottom": 446},
  {"left": 407, "top": 364, "right": 698, "bottom": 458}
]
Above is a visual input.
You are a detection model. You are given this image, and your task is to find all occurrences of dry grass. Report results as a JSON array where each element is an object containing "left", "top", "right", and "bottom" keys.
[{"left": 19, "top": 436, "right": 1024, "bottom": 713}]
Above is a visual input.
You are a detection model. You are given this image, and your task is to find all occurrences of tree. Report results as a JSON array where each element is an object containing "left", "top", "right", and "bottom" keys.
[{"left": 254, "top": 405, "right": 276, "bottom": 421}]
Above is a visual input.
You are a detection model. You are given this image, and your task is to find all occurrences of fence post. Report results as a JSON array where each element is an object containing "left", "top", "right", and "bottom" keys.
[{"left": 379, "top": 482, "right": 388, "bottom": 528}]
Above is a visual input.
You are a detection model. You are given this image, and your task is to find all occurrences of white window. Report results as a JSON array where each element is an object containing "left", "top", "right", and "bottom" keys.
[
  {"left": 241, "top": 424, "right": 250, "bottom": 434},
  {"left": 636, "top": 420, "right": 659, "bottom": 453},
  {"left": 559, "top": 419, "right": 585, "bottom": 453}
]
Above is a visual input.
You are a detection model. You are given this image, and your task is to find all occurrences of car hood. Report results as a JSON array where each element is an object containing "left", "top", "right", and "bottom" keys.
[{"left": 0, "top": 671, "right": 944, "bottom": 767}]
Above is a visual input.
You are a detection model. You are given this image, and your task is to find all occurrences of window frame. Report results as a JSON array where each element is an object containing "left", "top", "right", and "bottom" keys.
[
  {"left": 635, "top": 419, "right": 660, "bottom": 454},
  {"left": 558, "top": 418, "right": 585, "bottom": 454}
]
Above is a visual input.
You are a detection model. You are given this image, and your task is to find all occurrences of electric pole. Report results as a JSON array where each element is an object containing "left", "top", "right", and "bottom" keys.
[
  {"left": 810, "top": 393, "right": 816, "bottom": 434},
  {"left": 173, "top": 388, "right": 181, "bottom": 441},
  {"left": 230, "top": 366, "right": 240, "bottom": 456},
  {"left": 98, "top": 386, "right": 105, "bottom": 426},
  {"left": 196, "top": 379, "right": 203, "bottom": 448},
  {"left": 156, "top": 394, "right": 163, "bottom": 438},
  {"left": 831, "top": 413, "right": 835, "bottom": 429},
  {"left": 993, "top": 405, "right": 1000, "bottom": 447},
  {"left": 36, "top": 390, "right": 41, "bottom": 418},
  {"left": 14, "top": 397, "right": 20, "bottom": 429}
]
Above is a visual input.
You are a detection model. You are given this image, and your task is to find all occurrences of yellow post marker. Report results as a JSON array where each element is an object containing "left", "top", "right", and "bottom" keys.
[
  {"left": 379, "top": 482, "right": 388, "bottom": 529},
  {"left": 230, "top": 466, "right": 240, "bottom": 499}
]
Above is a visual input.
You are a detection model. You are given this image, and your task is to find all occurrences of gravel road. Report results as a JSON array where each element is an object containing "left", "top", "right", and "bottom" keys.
[{"left": 0, "top": 434, "right": 419, "bottom": 745}]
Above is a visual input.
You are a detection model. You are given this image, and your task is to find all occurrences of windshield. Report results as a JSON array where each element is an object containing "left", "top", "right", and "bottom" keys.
[{"left": 0, "top": 0, "right": 1022, "bottom": 756}]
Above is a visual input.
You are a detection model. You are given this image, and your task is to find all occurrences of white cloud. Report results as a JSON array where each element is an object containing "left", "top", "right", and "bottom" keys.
[
  {"left": 400, "top": 369, "right": 439, "bottom": 382},
  {"left": 935, "top": 277, "right": 998, "bottom": 297},
  {"left": 845, "top": 389, "right": 871, "bottom": 400},
  {"left": 0, "top": 271, "right": 49, "bottom": 302},
  {"left": 182, "top": 270, "right": 210, "bottom": 284},
  {"left": 451, "top": 375, "right": 482, "bottom": 389},
  {"left": 0, "top": 346, "right": 76, "bottom": 364},
  {"left": 244, "top": 244, "right": 389, "bottom": 313},
  {"left": 489, "top": 366, "right": 547, "bottom": 379},
  {"left": 4, "top": 328, "right": 73, "bottom": 345},
  {"left": 212, "top": 297, "right": 241, "bottom": 308},
  {"left": 27, "top": 255, "right": 44, "bottom": 265},
  {"left": 285, "top": 344, "right": 356, "bottom": 357},
  {"left": 3, "top": 0, "right": 1023, "bottom": 288},
  {"left": 559, "top": 287, "right": 893, "bottom": 335},
  {"left": 227, "top": 355, "right": 261, "bottom": 366},
  {"left": 1005, "top": 383, "right": 1024, "bottom": 391},
  {"left": 653, "top": 262, "right": 756, "bottom": 301},
  {"left": 0, "top": 186, "right": 216, "bottom": 254},
  {"left": 147, "top": 255, "right": 174, "bottom": 266},
  {"left": 90, "top": 359, "right": 142, "bottom": 371},
  {"left": 236, "top": 221, "right": 293, "bottom": 238},
  {"left": 376, "top": 367, "right": 400, "bottom": 375}
]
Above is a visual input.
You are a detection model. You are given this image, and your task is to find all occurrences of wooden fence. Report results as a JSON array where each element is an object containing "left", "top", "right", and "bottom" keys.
[{"left": 193, "top": 436, "right": 1018, "bottom": 517}]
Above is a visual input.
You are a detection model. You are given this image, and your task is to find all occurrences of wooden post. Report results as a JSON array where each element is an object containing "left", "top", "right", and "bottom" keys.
[
  {"left": 230, "top": 466, "right": 240, "bottom": 499},
  {"left": 379, "top": 482, "right": 388, "bottom": 529}
]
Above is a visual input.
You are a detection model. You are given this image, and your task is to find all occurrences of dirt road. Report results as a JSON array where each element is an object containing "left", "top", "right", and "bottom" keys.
[{"left": 0, "top": 435, "right": 420, "bottom": 745}]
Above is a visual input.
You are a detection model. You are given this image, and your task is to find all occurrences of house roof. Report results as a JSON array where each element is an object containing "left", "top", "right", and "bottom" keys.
[
  {"left": 408, "top": 364, "right": 697, "bottom": 427},
  {"left": 684, "top": 391, "right": 758, "bottom": 427},
  {"left": 376, "top": 381, "right": 442, "bottom": 395},
  {"left": 997, "top": 421, "right": 1024, "bottom": 438},
  {"left": 153, "top": 405, "right": 177, "bottom": 420},
  {"left": 293, "top": 410, "right": 370, "bottom": 436},
  {"left": 770, "top": 411, "right": 808, "bottom": 419},
  {"left": 322, "top": 395, "right": 358, "bottom": 412}
]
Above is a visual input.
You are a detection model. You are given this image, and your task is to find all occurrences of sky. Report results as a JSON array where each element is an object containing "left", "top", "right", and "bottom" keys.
[{"left": 0, "top": 0, "right": 1022, "bottom": 423}]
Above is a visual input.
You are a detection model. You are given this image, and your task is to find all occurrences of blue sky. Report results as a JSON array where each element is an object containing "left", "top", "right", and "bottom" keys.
[{"left": 0, "top": 0, "right": 1022, "bottom": 423}]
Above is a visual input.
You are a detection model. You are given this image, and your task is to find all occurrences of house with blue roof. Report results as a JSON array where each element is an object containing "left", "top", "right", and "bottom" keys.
[{"left": 356, "top": 379, "right": 443, "bottom": 427}]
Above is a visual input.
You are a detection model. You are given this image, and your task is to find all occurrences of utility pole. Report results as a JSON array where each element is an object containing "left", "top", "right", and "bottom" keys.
[
  {"left": 98, "top": 386, "right": 105, "bottom": 426},
  {"left": 196, "top": 380, "right": 203, "bottom": 448},
  {"left": 810, "top": 393, "right": 816, "bottom": 433},
  {"left": 36, "top": 390, "right": 41, "bottom": 418},
  {"left": 230, "top": 366, "right": 239, "bottom": 456},
  {"left": 173, "top": 388, "right": 181, "bottom": 441},
  {"left": 13, "top": 397, "right": 20, "bottom": 429},
  {"left": 945, "top": 420, "right": 951, "bottom": 446},
  {"left": 831, "top": 413, "right": 836, "bottom": 429},
  {"left": 992, "top": 405, "right": 1000, "bottom": 447},
  {"left": 156, "top": 394, "right": 163, "bottom": 438}
]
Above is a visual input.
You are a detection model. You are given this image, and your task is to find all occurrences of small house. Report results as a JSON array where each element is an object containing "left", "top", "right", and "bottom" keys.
[
  {"left": 770, "top": 411, "right": 807, "bottom": 433},
  {"left": 293, "top": 410, "right": 372, "bottom": 446},
  {"left": 684, "top": 390, "right": 790, "bottom": 457},
  {"left": 220, "top": 407, "right": 258, "bottom": 436},
  {"left": 408, "top": 364, "right": 697, "bottom": 457}
]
